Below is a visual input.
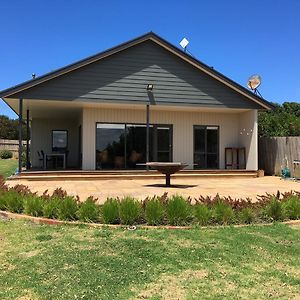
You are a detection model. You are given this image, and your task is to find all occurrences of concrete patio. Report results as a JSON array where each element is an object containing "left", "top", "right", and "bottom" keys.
[{"left": 6, "top": 176, "right": 300, "bottom": 203}]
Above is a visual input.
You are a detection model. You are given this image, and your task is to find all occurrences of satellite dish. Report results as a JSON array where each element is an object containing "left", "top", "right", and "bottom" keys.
[
  {"left": 247, "top": 74, "right": 261, "bottom": 90},
  {"left": 179, "top": 38, "right": 189, "bottom": 50}
]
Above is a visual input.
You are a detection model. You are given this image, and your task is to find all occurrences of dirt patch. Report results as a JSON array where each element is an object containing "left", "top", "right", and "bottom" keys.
[
  {"left": 132, "top": 269, "right": 208, "bottom": 300},
  {"left": 20, "top": 249, "right": 40, "bottom": 258},
  {"left": 16, "top": 290, "right": 37, "bottom": 300},
  {"left": 1, "top": 261, "right": 16, "bottom": 271}
]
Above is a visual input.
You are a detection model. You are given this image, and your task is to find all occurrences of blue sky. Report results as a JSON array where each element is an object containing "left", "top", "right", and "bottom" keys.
[{"left": 0, "top": 0, "right": 299, "bottom": 118}]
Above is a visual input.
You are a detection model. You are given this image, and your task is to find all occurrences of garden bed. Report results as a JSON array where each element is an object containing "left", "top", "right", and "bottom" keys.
[{"left": 1, "top": 175, "right": 300, "bottom": 227}]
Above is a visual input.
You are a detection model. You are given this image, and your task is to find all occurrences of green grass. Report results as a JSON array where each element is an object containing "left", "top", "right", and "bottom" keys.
[
  {"left": 0, "top": 220, "right": 300, "bottom": 299},
  {"left": 0, "top": 158, "right": 18, "bottom": 178}
]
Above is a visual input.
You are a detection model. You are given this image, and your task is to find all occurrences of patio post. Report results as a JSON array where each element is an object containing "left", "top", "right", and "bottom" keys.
[
  {"left": 146, "top": 104, "right": 150, "bottom": 171},
  {"left": 18, "top": 98, "right": 23, "bottom": 173},
  {"left": 26, "top": 109, "right": 30, "bottom": 170}
]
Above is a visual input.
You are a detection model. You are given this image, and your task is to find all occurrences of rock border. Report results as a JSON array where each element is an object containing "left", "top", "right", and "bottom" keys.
[{"left": 1, "top": 210, "right": 300, "bottom": 230}]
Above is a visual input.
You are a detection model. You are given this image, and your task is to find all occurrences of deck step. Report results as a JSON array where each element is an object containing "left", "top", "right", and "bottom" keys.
[{"left": 8, "top": 171, "right": 258, "bottom": 181}]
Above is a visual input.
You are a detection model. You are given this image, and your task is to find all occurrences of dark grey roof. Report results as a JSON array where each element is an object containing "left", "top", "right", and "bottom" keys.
[{"left": 0, "top": 32, "right": 273, "bottom": 110}]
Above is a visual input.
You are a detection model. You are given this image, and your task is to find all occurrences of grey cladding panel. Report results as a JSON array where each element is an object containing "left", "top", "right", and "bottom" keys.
[{"left": 11, "top": 41, "right": 261, "bottom": 109}]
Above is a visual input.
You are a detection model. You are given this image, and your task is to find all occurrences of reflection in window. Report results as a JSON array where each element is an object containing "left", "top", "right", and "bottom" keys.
[
  {"left": 96, "top": 124, "right": 125, "bottom": 169},
  {"left": 52, "top": 130, "right": 68, "bottom": 150},
  {"left": 96, "top": 123, "right": 172, "bottom": 170}
]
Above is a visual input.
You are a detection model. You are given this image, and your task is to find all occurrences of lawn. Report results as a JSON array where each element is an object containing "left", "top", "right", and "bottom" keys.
[
  {"left": 0, "top": 220, "right": 299, "bottom": 299},
  {"left": 0, "top": 158, "right": 18, "bottom": 178}
]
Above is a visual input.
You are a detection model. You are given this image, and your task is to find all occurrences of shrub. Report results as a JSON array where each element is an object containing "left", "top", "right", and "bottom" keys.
[
  {"left": 144, "top": 197, "right": 165, "bottom": 225},
  {"left": 24, "top": 195, "right": 44, "bottom": 217},
  {"left": 101, "top": 198, "right": 120, "bottom": 224},
  {"left": 57, "top": 196, "right": 78, "bottom": 221},
  {"left": 166, "top": 195, "right": 191, "bottom": 226},
  {"left": 239, "top": 207, "right": 255, "bottom": 224},
  {"left": 283, "top": 196, "right": 300, "bottom": 220},
  {"left": 43, "top": 197, "right": 60, "bottom": 219},
  {"left": 77, "top": 197, "right": 100, "bottom": 222},
  {"left": 0, "top": 150, "right": 13, "bottom": 159},
  {"left": 194, "top": 204, "right": 212, "bottom": 225},
  {"left": 119, "top": 196, "right": 141, "bottom": 225},
  {"left": 0, "top": 192, "right": 7, "bottom": 210},
  {"left": 213, "top": 200, "right": 235, "bottom": 224},
  {"left": 4, "top": 190, "right": 24, "bottom": 213},
  {"left": 264, "top": 197, "right": 283, "bottom": 221}
]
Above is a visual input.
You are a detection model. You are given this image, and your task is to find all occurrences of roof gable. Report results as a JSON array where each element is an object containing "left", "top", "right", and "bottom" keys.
[{"left": 0, "top": 32, "right": 273, "bottom": 110}]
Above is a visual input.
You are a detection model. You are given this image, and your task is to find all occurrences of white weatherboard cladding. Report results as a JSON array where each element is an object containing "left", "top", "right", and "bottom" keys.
[{"left": 81, "top": 107, "right": 255, "bottom": 170}]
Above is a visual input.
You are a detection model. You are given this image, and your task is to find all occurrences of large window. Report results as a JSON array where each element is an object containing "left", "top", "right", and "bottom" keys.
[
  {"left": 52, "top": 130, "right": 68, "bottom": 151},
  {"left": 96, "top": 123, "right": 172, "bottom": 170},
  {"left": 194, "top": 125, "right": 219, "bottom": 169}
]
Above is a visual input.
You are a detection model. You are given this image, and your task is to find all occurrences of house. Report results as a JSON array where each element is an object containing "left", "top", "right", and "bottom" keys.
[{"left": 0, "top": 32, "right": 273, "bottom": 173}]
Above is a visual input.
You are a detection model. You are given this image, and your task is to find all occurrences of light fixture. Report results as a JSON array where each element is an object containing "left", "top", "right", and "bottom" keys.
[{"left": 146, "top": 84, "right": 153, "bottom": 91}]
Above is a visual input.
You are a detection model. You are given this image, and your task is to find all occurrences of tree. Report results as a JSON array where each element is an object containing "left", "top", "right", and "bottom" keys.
[
  {"left": 0, "top": 115, "right": 27, "bottom": 140},
  {"left": 258, "top": 102, "right": 300, "bottom": 137}
]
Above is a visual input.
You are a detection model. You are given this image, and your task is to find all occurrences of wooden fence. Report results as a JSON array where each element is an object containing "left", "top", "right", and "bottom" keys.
[
  {"left": 259, "top": 137, "right": 300, "bottom": 175},
  {"left": 0, "top": 139, "right": 27, "bottom": 158}
]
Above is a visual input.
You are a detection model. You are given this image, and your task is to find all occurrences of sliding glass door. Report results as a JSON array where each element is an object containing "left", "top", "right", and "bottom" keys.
[
  {"left": 194, "top": 125, "right": 219, "bottom": 169},
  {"left": 96, "top": 123, "right": 172, "bottom": 170}
]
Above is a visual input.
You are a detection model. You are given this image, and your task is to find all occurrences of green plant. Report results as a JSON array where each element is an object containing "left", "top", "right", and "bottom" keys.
[
  {"left": 283, "top": 196, "right": 300, "bottom": 220},
  {"left": 239, "top": 207, "right": 255, "bottom": 224},
  {"left": 4, "top": 190, "right": 24, "bottom": 213},
  {"left": 43, "top": 197, "right": 60, "bottom": 219},
  {"left": 101, "top": 198, "right": 120, "bottom": 224},
  {"left": 77, "top": 197, "right": 100, "bottom": 222},
  {"left": 119, "top": 196, "right": 141, "bottom": 225},
  {"left": 213, "top": 200, "right": 235, "bottom": 224},
  {"left": 264, "top": 197, "right": 283, "bottom": 221},
  {"left": 57, "top": 196, "right": 78, "bottom": 221},
  {"left": 194, "top": 204, "right": 212, "bottom": 225},
  {"left": 0, "top": 192, "right": 7, "bottom": 210},
  {"left": 24, "top": 195, "right": 44, "bottom": 217},
  {"left": 0, "top": 150, "right": 13, "bottom": 159},
  {"left": 144, "top": 197, "right": 165, "bottom": 225},
  {"left": 166, "top": 195, "right": 191, "bottom": 226}
]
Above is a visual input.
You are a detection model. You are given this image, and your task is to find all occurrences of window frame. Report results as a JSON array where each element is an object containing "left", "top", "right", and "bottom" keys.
[{"left": 52, "top": 129, "right": 68, "bottom": 151}]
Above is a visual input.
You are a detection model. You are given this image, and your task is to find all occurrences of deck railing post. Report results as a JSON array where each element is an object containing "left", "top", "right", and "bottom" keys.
[{"left": 18, "top": 98, "right": 23, "bottom": 173}]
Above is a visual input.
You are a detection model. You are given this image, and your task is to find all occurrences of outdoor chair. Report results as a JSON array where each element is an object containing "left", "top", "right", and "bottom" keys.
[
  {"left": 40, "top": 150, "right": 53, "bottom": 169},
  {"left": 37, "top": 151, "right": 44, "bottom": 168}
]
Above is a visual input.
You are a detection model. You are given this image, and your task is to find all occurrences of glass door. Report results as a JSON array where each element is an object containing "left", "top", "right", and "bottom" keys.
[
  {"left": 194, "top": 125, "right": 219, "bottom": 169},
  {"left": 96, "top": 123, "right": 172, "bottom": 170},
  {"left": 151, "top": 125, "right": 172, "bottom": 162}
]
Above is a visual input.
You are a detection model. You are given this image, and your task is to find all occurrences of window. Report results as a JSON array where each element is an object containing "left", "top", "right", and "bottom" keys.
[
  {"left": 52, "top": 130, "right": 68, "bottom": 151},
  {"left": 96, "top": 123, "right": 172, "bottom": 170}
]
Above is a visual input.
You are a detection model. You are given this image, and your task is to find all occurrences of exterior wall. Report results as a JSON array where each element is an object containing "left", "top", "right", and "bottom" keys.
[
  {"left": 238, "top": 110, "right": 258, "bottom": 170},
  {"left": 31, "top": 118, "right": 80, "bottom": 168},
  {"left": 11, "top": 41, "right": 262, "bottom": 110},
  {"left": 82, "top": 106, "right": 243, "bottom": 170}
]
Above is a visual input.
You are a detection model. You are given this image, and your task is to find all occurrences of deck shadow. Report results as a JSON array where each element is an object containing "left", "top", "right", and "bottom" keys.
[{"left": 144, "top": 184, "right": 198, "bottom": 189}]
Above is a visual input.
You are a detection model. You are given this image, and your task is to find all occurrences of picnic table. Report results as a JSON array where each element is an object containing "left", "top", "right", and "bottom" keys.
[{"left": 145, "top": 162, "right": 188, "bottom": 187}]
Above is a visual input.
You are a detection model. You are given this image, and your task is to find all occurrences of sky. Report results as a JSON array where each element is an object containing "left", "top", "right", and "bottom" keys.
[{"left": 0, "top": 0, "right": 299, "bottom": 118}]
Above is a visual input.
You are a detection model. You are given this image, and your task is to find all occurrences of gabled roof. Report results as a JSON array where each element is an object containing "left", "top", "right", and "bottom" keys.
[{"left": 0, "top": 32, "right": 273, "bottom": 109}]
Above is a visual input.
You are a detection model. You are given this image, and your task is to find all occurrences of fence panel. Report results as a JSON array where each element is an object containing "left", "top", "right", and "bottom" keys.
[
  {"left": 259, "top": 137, "right": 300, "bottom": 175},
  {"left": 0, "top": 139, "right": 27, "bottom": 158}
]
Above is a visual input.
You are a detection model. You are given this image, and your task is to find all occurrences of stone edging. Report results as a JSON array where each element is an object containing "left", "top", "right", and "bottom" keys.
[{"left": 0, "top": 210, "right": 300, "bottom": 230}]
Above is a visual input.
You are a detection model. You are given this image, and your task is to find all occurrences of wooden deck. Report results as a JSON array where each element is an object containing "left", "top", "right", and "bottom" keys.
[{"left": 8, "top": 169, "right": 259, "bottom": 181}]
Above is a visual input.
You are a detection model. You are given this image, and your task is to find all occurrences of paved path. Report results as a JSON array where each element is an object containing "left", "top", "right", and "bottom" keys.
[{"left": 6, "top": 176, "right": 300, "bottom": 203}]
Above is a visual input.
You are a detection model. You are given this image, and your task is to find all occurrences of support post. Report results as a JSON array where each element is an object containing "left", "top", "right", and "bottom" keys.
[
  {"left": 165, "top": 173, "right": 171, "bottom": 187},
  {"left": 26, "top": 109, "right": 30, "bottom": 170},
  {"left": 146, "top": 104, "right": 150, "bottom": 171},
  {"left": 18, "top": 99, "right": 23, "bottom": 173}
]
